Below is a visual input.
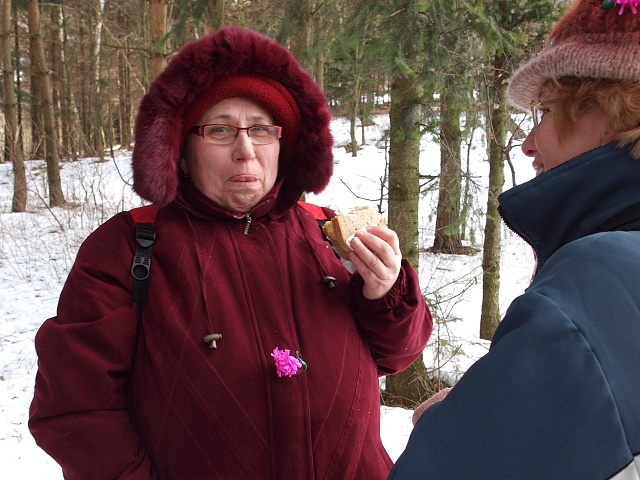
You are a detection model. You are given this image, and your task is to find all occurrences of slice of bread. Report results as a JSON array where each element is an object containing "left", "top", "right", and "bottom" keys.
[{"left": 322, "top": 206, "right": 386, "bottom": 259}]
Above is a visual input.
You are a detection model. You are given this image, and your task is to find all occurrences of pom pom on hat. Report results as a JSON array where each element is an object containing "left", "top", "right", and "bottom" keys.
[{"left": 508, "top": 0, "right": 640, "bottom": 110}]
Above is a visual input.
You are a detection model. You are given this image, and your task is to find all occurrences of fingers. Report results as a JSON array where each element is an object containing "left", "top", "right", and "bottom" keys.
[
  {"left": 350, "top": 226, "right": 400, "bottom": 269},
  {"left": 348, "top": 226, "right": 402, "bottom": 300},
  {"left": 356, "top": 226, "right": 401, "bottom": 256}
]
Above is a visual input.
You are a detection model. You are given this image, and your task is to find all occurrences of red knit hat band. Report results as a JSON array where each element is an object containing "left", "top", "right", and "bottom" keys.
[{"left": 181, "top": 75, "right": 302, "bottom": 166}]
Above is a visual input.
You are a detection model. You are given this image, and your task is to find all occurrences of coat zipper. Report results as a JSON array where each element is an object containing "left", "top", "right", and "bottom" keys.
[
  {"left": 498, "top": 205, "right": 540, "bottom": 278},
  {"left": 243, "top": 213, "right": 252, "bottom": 235}
]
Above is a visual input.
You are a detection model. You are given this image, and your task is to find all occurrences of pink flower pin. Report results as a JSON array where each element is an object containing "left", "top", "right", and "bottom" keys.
[{"left": 271, "top": 347, "right": 304, "bottom": 377}]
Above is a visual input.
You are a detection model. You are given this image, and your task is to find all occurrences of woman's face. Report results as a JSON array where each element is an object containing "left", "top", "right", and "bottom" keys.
[
  {"left": 522, "top": 86, "right": 615, "bottom": 176},
  {"left": 182, "top": 97, "right": 280, "bottom": 212}
]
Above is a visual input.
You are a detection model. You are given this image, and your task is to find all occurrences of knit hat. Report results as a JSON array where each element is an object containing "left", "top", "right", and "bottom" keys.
[
  {"left": 132, "top": 27, "right": 333, "bottom": 207},
  {"left": 508, "top": 0, "right": 640, "bottom": 110}
]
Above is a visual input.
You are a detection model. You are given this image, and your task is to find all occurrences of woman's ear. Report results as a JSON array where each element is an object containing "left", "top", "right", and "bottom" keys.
[{"left": 179, "top": 157, "right": 189, "bottom": 178}]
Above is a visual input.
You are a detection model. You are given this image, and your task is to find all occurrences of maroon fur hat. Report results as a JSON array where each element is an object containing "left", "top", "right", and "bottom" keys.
[{"left": 132, "top": 26, "right": 333, "bottom": 207}]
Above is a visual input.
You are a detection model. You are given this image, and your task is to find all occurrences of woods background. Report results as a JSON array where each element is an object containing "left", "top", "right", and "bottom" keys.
[{"left": 0, "top": 0, "right": 567, "bottom": 405}]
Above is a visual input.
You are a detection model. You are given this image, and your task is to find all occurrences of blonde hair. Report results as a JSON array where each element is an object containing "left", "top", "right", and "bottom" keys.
[{"left": 551, "top": 77, "right": 640, "bottom": 159}]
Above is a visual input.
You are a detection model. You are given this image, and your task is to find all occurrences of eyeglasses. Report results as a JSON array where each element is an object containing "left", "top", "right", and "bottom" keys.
[
  {"left": 190, "top": 124, "right": 282, "bottom": 145},
  {"left": 530, "top": 98, "right": 559, "bottom": 127}
]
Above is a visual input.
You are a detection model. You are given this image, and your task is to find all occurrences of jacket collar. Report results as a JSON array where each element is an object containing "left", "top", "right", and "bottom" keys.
[
  {"left": 173, "top": 178, "right": 288, "bottom": 222},
  {"left": 498, "top": 143, "right": 640, "bottom": 270}
]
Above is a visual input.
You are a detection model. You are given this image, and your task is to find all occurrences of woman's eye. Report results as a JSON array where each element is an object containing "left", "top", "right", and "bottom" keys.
[
  {"left": 250, "top": 126, "right": 267, "bottom": 134},
  {"left": 211, "top": 126, "right": 231, "bottom": 134}
]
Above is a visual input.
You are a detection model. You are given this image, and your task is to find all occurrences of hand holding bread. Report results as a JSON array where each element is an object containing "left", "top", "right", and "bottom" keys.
[{"left": 323, "top": 207, "right": 402, "bottom": 300}]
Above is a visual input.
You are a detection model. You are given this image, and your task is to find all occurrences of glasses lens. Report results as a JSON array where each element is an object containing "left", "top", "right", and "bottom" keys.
[
  {"left": 531, "top": 104, "right": 541, "bottom": 127},
  {"left": 202, "top": 125, "right": 237, "bottom": 144},
  {"left": 248, "top": 126, "right": 280, "bottom": 145},
  {"left": 200, "top": 125, "right": 280, "bottom": 144}
]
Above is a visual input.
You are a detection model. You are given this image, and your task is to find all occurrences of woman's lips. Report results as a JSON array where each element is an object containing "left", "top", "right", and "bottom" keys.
[
  {"left": 229, "top": 174, "right": 259, "bottom": 182},
  {"left": 532, "top": 161, "right": 544, "bottom": 176}
]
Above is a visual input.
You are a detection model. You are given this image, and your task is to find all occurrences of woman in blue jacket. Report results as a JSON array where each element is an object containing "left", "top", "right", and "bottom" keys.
[{"left": 389, "top": 0, "right": 640, "bottom": 478}]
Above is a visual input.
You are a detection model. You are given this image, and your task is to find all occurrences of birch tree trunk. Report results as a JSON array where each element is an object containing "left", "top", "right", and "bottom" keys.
[
  {"left": 0, "top": 0, "right": 26, "bottom": 211},
  {"left": 92, "top": 0, "right": 105, "bottom": 161},
  {"left": 27, "top": 0, "right": 65, "bottom": 206}
]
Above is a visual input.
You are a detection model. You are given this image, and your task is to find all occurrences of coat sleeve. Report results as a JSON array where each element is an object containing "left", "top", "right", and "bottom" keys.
[
  {"left": 389, "top": 293, "right": 633, "bottom": 479},
  {"left": 349, "top": 259, "right": 432, "bottom": 376},
  {"left": 29, "top": 214, "right": 156, "bottom": 480}
]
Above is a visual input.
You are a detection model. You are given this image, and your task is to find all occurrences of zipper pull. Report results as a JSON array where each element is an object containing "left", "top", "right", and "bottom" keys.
[{"left": 243, "top": 213, "right": 252, "bottom": 235}]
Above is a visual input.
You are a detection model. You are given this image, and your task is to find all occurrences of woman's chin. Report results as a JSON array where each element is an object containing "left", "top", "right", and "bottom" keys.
[{"left": 223, "top": 192, "right": 264, "bottom": 213}]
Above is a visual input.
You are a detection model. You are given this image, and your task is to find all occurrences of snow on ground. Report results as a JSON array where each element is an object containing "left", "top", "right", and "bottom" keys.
[{"left": 0, "top": 116, "right": 534, "bottom": 478}]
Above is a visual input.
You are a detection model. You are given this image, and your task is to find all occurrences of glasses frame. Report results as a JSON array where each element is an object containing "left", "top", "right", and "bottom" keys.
[
  {"left": 530, "top": 98, "right": 559, "bottom": 127},
  {"left": 189, "top": 124, "right": 282, "bottom": 145}
]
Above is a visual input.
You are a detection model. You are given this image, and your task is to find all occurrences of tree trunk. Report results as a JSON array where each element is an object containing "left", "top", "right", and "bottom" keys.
[
  {"left": 431, "top": 82, "right": 464, "bottom": 253},
  {"left": 1, "top": 0, "right": 26, "bottom": 211},
  {"left": 49, "top": 5, "right": 67, "bottom": 157},
  {"left": 384, "top": 71, "right": 428, "bottom": 406},
  {"left": 312, "top": 7, "right": 324, "bottom": 91},
  {"left": 118, "top": 41, "right": 132, "bottom": 150},
  {"left": 29, "top": 29, "right": 44, "bottom": 160},
  {"left": 27, "top": 0, "right": 65, "bottom": 206},
  {"left": 210, "top": 0, "right": 225, "bottom": 30},
  {"left": 480, "top": 56, "right": 507, "bottom": 340},
  {"left": 77, "top": 20, "right": 95, "bottom": 157},
  {"left": 349, "top": 35, "right": 366, "bottom": 157},
  {"left": 349, "top": 75, "right": 361, "bottom": 157},
  {"left": 289, "top": 0, "right": 312, "bottom": 72},
  {"left": 60, "top": 5, "right": 81, "bottom": 160},
  {"left": 149, "top": 0, "right": 169, "bottom": 82},
  {"left": 13, "top": 8, "right": 23, "bottom": 157},
  {"left": 92, "top": 0, "right": 105, "bottom": 161}
]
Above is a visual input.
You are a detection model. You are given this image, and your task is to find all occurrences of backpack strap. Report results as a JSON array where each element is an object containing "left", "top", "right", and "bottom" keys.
[
  {"left": 129, "top": 205, "right": 159, "bottom": 311},
  {"left": 127, "top": 203, "right": 326, "bottom": 311},
  {"left": 297, "top": 201, "right": 334, "bottom": 227}
]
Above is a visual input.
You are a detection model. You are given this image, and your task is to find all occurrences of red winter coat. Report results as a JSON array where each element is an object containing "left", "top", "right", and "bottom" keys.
[{"left": 29, "top": 180, "right": 432, "bottom": 480}]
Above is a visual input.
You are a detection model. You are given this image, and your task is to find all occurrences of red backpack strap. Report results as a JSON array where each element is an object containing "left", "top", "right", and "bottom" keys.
[
  {"left": 297, "top": 201, "right": 333, "bottom": 221},
  {"left": 129, "top": 204, "right": 159, "bottom": 224}
]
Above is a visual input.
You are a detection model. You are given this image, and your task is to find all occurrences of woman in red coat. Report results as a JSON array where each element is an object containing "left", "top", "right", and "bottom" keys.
[{"left": 29, "top": 27, "right": 432, "bottom": 480}]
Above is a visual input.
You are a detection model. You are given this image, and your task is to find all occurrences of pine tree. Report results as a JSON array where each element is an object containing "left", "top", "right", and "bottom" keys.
[
  {"left": 1, "top": 0, "right": 27, "bottom": 212},
  {"left": 477, "top": 0, "right": 559, "bottom": 340}
]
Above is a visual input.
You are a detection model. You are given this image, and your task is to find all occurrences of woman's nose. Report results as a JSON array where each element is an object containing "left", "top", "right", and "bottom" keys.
[
  {"left": 521, "top": 128, "right": 537, "bottom": 157},
  {"left": 232, "top": 130, "right": 256, "bottom": 161}
]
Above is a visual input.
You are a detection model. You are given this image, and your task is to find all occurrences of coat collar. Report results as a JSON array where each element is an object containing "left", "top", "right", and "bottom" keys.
[
  {"left": 173, "top": 178, "right": 290, "bottom": 222},
  {"left": 498, "top": 143, "right": 640, "bottom": 270}
]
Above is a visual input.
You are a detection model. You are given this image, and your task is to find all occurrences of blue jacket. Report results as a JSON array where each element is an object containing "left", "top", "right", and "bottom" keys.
[{"left": 389, "top": 143, "right": 640, "bottom": 480}]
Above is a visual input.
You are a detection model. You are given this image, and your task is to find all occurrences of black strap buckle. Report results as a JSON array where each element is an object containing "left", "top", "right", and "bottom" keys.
[{"left": 131, "top": 223, "right": 156, "bottom": 308}]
